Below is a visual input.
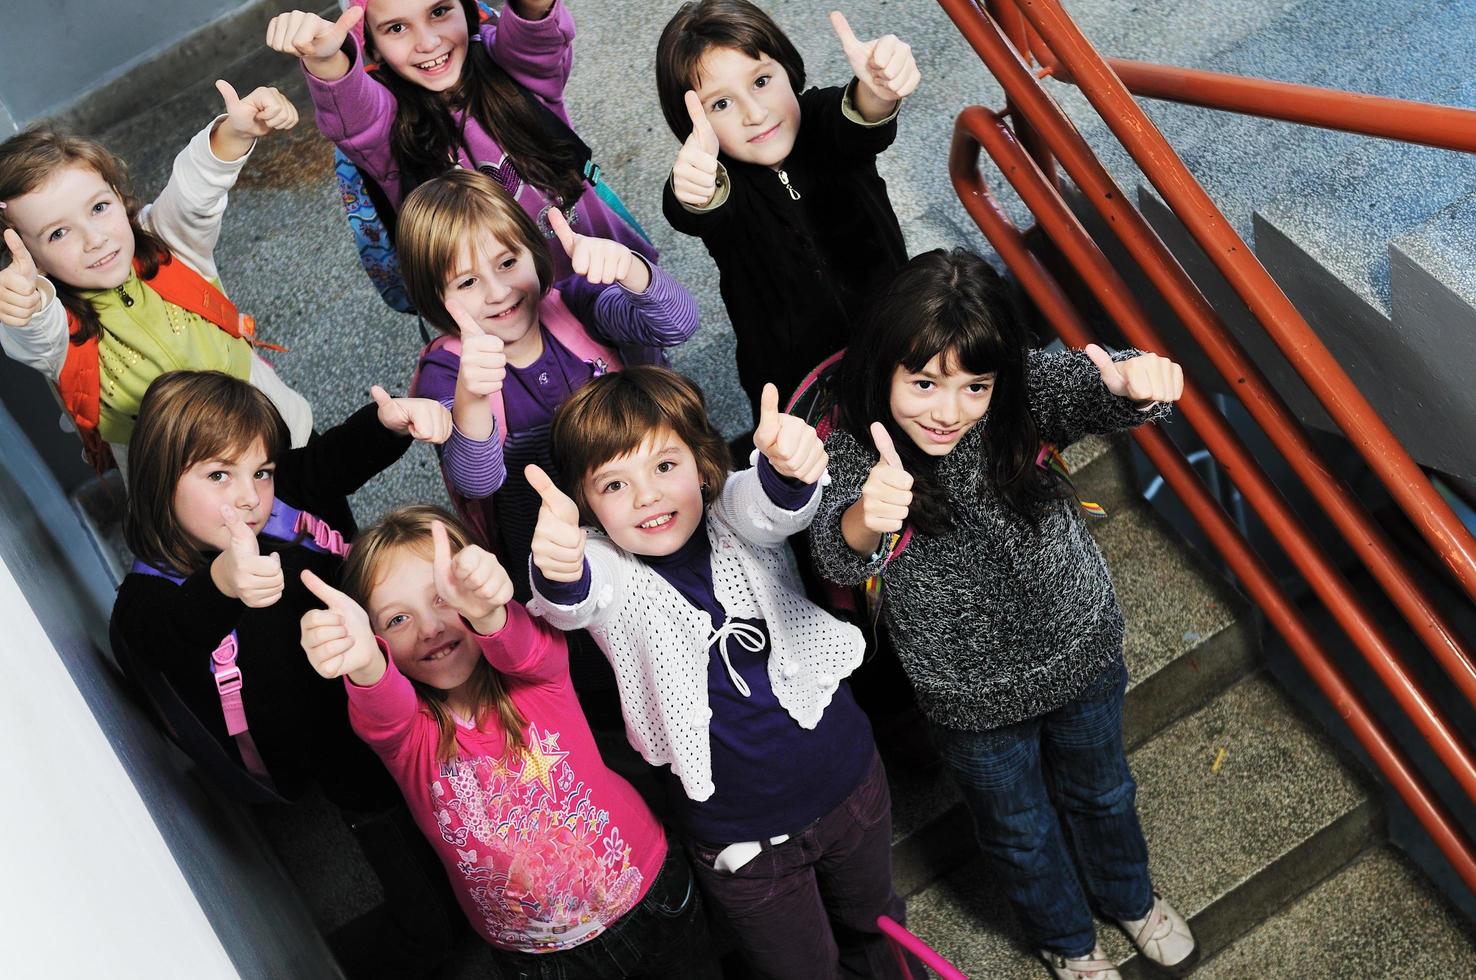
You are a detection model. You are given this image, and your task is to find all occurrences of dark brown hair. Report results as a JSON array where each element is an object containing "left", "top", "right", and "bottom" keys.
[
  {"left": 655, "top": 0, "right": 806, "bottom": 142},
  {"left": 339, "top": 504, "right": 528, "bottom": 764},
  {"left": 124, "top": 371, "right": 289, "bottom": 574},
  {"left": 396, "top": 168, "right": 553, "bottom": 335},
  {"left": 550, "top": 366, "right": 731, "bottom": 524},
  {"left": 363, "top": 0, "right": 587, "bottom": 205},
  {"left": 0, "top": 128, "right": 169, "bottom": 344}
]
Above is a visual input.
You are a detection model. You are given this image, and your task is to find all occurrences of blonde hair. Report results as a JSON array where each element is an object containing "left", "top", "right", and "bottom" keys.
[
  {"left": 396, "top": 169, "right": 554, "bottom": 335},
  {"left": 550, "top": 366, "right": 731, "bottom": 524},
  {"left": 124, "top": 371, "right": 289, "bottom": 575},
  {"left": 0, "top": 128, "right": 169, "bottom": 343},
  {"left": 340, "top": 504, "right": 529, "bottom": 764}
]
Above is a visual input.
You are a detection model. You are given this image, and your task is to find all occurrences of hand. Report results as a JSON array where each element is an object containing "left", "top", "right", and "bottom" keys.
[
  {"left": 447, "top": 301, "right": 507, "bottom": 398},
  {"left": 830, "top": 11, "right": 921, "bottom": 106},
  {"left": 1085, "top": 344, "right": 1184, "bottom": 409},
  {"left": 299, "top": 569, "right": 381, "bottom": 682},
  {"left": 0, "top": 229, "right": 42, "bottom": 328},
  {"left": 372, "top": 385, "right": 454, "bottom": 443},
  {"left": 526, "top": 464, "right": 586, "bottom": 583},
  {"left": 210, "top": 506, "right": 284, "bottom": 608},
  {"left": 265, "top": 7, "right": 363, "bottom": 63},
  {"left": 432, "top": 519, "right": 512, "bottom": 628},
  {"left": 753, "top": 383, "right": 827, "bottom": 485},
  {"left": 671, "top": 90, "right": 721, "bottom": 208},
  {"left": 216, "top": 81, "right": 299, "bottom": 141},
  {"left": 548, "top": 208, "right": 649, "bottom": 291},
  {"left": 859, "top": 422, "right": 913, "bottom": 536}
]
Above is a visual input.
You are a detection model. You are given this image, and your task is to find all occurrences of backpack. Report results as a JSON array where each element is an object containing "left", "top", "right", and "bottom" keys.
[
  {"left": 111, "top": 501, "right": 349, "bottom": 805},
  {"left": 335, "top": 2, "right": 651, "bottom": 317}
]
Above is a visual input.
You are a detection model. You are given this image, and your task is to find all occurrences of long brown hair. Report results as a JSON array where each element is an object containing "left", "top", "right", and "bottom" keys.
[
  {"left": 340, "top": 504, "right": 529, "bottom": 764},
  {"left": 124, "top": 371, "right": 289, "bottom": 575},
  {"left": 363, "top": 0, "right": 587, "bottom": 206},
  {"left": 0, "top": 128, "right": 169, "bottom": 344}
]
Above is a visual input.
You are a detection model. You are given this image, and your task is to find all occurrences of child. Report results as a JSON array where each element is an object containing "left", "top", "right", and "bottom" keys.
[
  {"left": 526, "top": 365, "right": 919, "bottom": 980},
  {"left": 109, "top": 369, "right": 457, "bottom": 976},
  {"left": 267, "top": 0, "right": 654, "bottom": 283},
  {"left": 0, "top": 83, "right": 312, "bottom": 475},
  {"left": 299, "top": 504, "right": 715, "bottom": 977},
  {"left": 396, "top": 168, "right": 697, "bottom": 595},
  {"left": 657, "top": 1, "right": 919, "bottom": 422},
  {"left": 807, "top": 249, "right": 1196, "bottom": 980}
]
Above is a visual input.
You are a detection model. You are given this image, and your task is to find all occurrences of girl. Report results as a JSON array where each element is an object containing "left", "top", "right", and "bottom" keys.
[
  {"left": 396, "top": 167, "right": 697, "bottom": 596},
  {"left": 299, "top": 505, "right": 715, "bottom": 978},
  {"left": 807, "top": 249, "right": 1196, "bottom": 980},
  {"left": 526, "top": 366, "right": 920, "bottom": 980},
  {"left": 657, "top": 0, "right": 919, "bottom": 422},
  {"left": 267, "top": 0, "right": 654, "bottom": 284},
  {"left": 0, "top": 83, "right": 312, "bottom": 475},
  {"left": 110, "top": 369, "right": 456, "bottom": 977}
]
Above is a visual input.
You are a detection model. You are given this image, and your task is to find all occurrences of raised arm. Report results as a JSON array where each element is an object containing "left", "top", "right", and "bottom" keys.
[{"left": 488, "top": 0, "right": 576, "bottom": 113}]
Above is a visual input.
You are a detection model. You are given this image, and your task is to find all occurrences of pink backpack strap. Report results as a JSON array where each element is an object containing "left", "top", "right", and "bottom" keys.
[
  {"left": 541, "top": 289, "right": 624, "bottom": 375},
  {"left": 416, "top": 333, "right": 511, "bottom": 446},
  {"left": 209, "top": 633, "right": 271, "bottom": 781}
]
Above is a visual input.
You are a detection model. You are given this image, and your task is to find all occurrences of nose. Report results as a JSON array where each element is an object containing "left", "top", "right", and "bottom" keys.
[
  {"left": 234, "top": 481, "right": 260, "bottom": 511},
  {"left": 82, "top": 223, "right": 107, "bottom": 251},
  {"left": 419, "top": 610, "right": 447, "bottom": 642},
  {"left": 484, "top": 276, "right": 512, "bottom": 307},
  {"left": 738, "top": 94, "right": 766, "bottom": 127},
  {"left": 412, "top": 26, "right": 438, "bottom": 51},
  {"left": 932, "top": 393, "right": 962, "bottom": 427},
  {"left": 632, "top": 478, "right": 662, "bottom": 510}
]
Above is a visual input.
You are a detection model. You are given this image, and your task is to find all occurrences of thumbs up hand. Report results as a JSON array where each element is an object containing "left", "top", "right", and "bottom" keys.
[
  {"left": 299, "top": 568, "right": 383, "bottom": 685},
  {"left": 830, "top": 11, "right": 920, "bottom": 113},
  {"left": 672, "top": 90, "right": 722, "bottom": 208},
  {"left": 210, "top": 505, "right": 285, "bottom": 607},
  {"left": 432, "top": 519, "right": 513, "bottom": 633},
  {"left": 217, "top": 81, "right": 299, "bottom": 141},
  {"left": 447, "top": 301, "right": 506, "bottom": 398},
  {"left": 0, "top": 229, "right": 42, "bottom": 328},
  {"left": 548, "top": 207, "right": 650, "bottom": 292},
  {"left": 527, "top": 464, "right": 586, "bottom": 583},
  {"left": 753, "top": 383, "right": 827, "bottom": 485},
  {"left": 265, "top": 7, "right": 364, "bottom": 72},
  {"left": 859, "top": 422, "right": 913, "bottom": 535},
  {"left": 1085, "top": 344, "right": 1184, "bottom": 409},
  {"left": 372, "top": 385, "right": 454, "bottom": 444}
]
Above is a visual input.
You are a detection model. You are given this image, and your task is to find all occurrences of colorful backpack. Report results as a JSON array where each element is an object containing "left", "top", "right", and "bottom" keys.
[{"left": 335, "top": 1, "right": 651, "bottom": 318}]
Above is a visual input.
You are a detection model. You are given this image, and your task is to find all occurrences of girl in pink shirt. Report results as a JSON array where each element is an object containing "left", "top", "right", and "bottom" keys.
[{"left": 298, "top": 505, "right": 713, "bottom": 977}]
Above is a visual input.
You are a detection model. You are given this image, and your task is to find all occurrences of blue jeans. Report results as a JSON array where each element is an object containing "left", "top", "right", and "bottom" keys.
[{"left": 931, "top": 659, "right": 1153, "bottom": 957}]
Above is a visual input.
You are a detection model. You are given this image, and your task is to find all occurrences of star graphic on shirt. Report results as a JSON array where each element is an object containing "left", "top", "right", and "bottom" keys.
[{"left": 516, "top": 724, "right": 568, "bottom": 795}]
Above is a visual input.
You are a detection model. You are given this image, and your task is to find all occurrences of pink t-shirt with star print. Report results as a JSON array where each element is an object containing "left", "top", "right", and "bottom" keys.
[{"left": 345, "top": 601, "right": 666, "bottom": 953}]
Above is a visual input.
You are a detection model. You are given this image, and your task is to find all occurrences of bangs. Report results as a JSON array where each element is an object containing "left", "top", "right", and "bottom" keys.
[
  {"left": 577, "top": 386, "right": 674, "bottom": 478},
  {"left": 900, "top": 307, "right": 1013, "bottom": 379}
]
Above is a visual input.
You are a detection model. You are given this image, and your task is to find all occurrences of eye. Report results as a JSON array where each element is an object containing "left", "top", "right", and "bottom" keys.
[
  {"left": 913, "top": 379, "right": 935, "bottom": 391},
  {"left": 91, "top": 201, "right": 109, "bottom": 215},
  {"left": 656, "top": 460, "right": 676, "bottom": 474},
  {"left": 47, "top": 228, "right": 66, "bottom": 243},
  {"left": 454, "top": 276, "right": 477, "bottom": 290},
  {"left": 431, "top": 4, "right": 451, "bottom": 17},
  {"left": 498, "top": 256, "right": 517, "bottom": 271},
  {"left": 710, "top": 97, "right": 731, "bottom": 113},
  {"left": 385, "top": 614, "right": 409, "bottom": 630},
  {"left": 206, "top": 470, "right": 229, "bottom": 483},
  {"left": 385, "top": 23, "right": 404, "bottom": 34},
  {"left": 254, "top": 468, "right": 274, "bottom": 481},
  {"left": 967, "top": 382, "right": 993, "bottom": 394},
  {"left": 601, "top": 480, "right": 625, "bottom": 494},
  {"left": 754, "top": 74, "right": 771, "bottom": 89}
]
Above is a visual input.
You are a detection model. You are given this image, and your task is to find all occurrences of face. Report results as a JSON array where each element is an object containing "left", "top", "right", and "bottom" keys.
[
  {"left": 366, "top": 0, "right": 470, "bottom": 93},
  {"left": 693, "top": 46, "right": 801, "bottom": 168},
  {"left": 889, "top": 353, "right": 997, "bottom": 456},
  {"left": 583, "top": 428, "right": 707, "bottom": 558},
  {"left": 5, "top": 163, "right": 134, "bottom": 290},
  {"left": 172, "top": 439, "right": 276, "bottom": 551},
  {"left": 443, "top": 229, "right": 543, "bottom": 359},
  {"left": 367, "top": 546, "right": 483, "bottom": 695}
]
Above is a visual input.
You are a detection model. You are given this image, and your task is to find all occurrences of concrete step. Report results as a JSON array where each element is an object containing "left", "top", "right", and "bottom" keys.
[
  {"left": 901, "top": 671, "right": 1378, "bottom": 977},
  {"left": 1195, "top": 846, "right": 1476, "bottom": 978},
  {"left": 890, "top": 437, "right": 1257, "bottom": 897}
]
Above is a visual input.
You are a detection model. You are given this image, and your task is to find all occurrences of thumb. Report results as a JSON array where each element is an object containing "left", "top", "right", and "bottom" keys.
[
  {"left": 335, "top": 4, "right": 365, "bottom": 35},
  {"left": 3, "top": 229, "right": 37, "bottom": 280},
  {"left": 220, "top": 505, "right": 258, "bottom": 556},
  {"left": 526, "top": 464, "right": 579, "bottom": 524},
  {"left": 300, "top": 568, "right": 346, "bottom": 607},
  {"left": 829, "top": 10, "right": 863, "bottom": 56},
  {"left": 1084, "top": 343, "right": 1124, "bottom": 392},
  {"left": 431, "top": 519, "right": 456, "bottom": 597},
  {"left": 684, "top": 90, "right": 718, "bottom": 154},
  {"left": 370, "top": 384, "right": 395, "bottom": 409},
  {"left": 754, "top": 382, "right": 781, "bottom": 447},
  {"left": 547, "top": 207, "right": 577, "bottom": 257},
  {"left": 446, "top": 299, "right": 484, "bottom": 338},
  {"left": 870, "top": 421, "right": 904, "bottom": 471},
  {"left": 214, "top": 79, "right": 241, "bottom": 111}
]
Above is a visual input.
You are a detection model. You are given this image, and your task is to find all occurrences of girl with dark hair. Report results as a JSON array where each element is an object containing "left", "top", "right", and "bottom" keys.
[
  {"left": 266, "top": 0, "right": 655, "bottom": 284},
  {"left": 809, "top": 249, "right": 1197, "bottom": 980}
]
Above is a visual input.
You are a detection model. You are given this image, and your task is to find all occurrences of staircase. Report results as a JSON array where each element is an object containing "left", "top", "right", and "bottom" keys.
[{"left": 887, "top": 432, "right": 1476, "bottom": 975}]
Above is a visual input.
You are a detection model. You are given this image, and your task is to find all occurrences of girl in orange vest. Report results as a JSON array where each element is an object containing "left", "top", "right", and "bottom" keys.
[{"left": 0, "top": 81, "right": 312, "bottom": 476}]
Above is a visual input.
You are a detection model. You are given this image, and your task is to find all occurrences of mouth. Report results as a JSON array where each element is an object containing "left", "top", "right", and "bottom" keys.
[
  {"left": 748, "top": 122, "right": 782, "bottom": 144},
  {"left": 485, "top": 298, "right": 522, "bottom": 322},
  {"left": 636, "top": 512, "right": 676, "bottom": 532},
  {"left": 415, "top": 52, "right": 452, "bottom": 73},
  {"left": 919, "top": 424, "right": 962, "bottom": 444},
  {"left": 87, "top": 250, "right": 120, "bottom": 271},
  {"left": 420, "top": 637, "right": 462, "bottom": 663}
]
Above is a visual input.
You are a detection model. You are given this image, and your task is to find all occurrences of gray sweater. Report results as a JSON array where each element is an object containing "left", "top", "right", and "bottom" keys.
[{"left": 809, "top": 348, "right": 1170, "bottom": 732}]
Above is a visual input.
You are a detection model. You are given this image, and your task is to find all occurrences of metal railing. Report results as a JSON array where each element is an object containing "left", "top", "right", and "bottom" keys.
[{"left": 938, "top": 0, "right": 1476, "bottom": 891}]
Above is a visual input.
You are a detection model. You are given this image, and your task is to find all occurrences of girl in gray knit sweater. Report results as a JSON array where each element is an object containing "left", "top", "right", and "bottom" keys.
[{"left": 808, "top": 249, "right": 1193, "bottom": 980}]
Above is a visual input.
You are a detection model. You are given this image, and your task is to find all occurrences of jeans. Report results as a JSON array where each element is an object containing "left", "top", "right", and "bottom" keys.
[
  {"left": 489, "top": 843, "right": 717, "bottom": 980},
  {"left": 931, "top": 659, "right": 1153, "bottom": 957}
]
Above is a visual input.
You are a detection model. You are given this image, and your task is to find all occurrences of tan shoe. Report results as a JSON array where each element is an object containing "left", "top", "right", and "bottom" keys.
[
  {"left": 1040, "top": 944, "right": 1122, "bottom": 980},
  {"left": 1117, "top": 893, "right": 1198, "bottom": 975}
]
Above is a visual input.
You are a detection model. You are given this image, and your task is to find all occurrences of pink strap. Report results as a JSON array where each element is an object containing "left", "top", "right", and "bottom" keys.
[
  {"left": 877, "top": 915, "right": 966, "bottom": 980},
  {"left": 210, "top": 634, "right": 271, "bottom": 782},
  {"left": 295, "top": 510, "right": 351, "bottom": 557}
]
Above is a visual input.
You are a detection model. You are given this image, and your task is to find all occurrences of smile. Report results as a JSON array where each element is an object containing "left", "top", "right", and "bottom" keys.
[
  {"left": 637, "top": 512, "right": 675, "bottom": 530},
  {"left": 487, "top": 298, "right": 522, "bottom": 321},
  {"left": 421, "top": 638, "right": 460, "bottom": 662},
  {"left": 920, "top": 424, "right": 961, "bottom": 443},
  {"left": 748, "top": 122, "right": 781, "bottom": 144},
  {"left": 87, "top": 250, "right": 120, "bottom": 270},
  {"left": 415, "top": 53, "right": 451, "bottom": 71}
]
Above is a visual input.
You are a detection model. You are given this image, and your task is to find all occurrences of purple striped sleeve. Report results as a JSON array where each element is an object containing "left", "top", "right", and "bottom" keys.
[{"left": 559, "top": 257, "right": 699, "bottom": 350}]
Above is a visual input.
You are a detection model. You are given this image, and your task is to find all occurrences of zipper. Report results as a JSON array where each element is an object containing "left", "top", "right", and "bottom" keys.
[
  {"left": 776, "top": 169, "right": 801, "bottom": 201},
  {"left": 115, "top": 284, "right": 133, "bottom": 308}
]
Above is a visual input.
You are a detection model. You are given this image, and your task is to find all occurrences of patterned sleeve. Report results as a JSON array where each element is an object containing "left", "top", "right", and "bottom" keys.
[
  {"left": 1028, "top": 347, "right": 1173, "bottom": 447},
  {"left": 808, "top": 428, "right": 888, "bottom": 588}
]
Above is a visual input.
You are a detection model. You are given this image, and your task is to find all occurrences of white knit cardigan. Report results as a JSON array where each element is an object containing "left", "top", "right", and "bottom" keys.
[{"left": 527, "top": 466, "right": 866, "bottom": 801}]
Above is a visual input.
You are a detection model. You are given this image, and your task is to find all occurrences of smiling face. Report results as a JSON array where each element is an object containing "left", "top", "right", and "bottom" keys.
[
  {"left": 5, "top": 163, "right": 135, "bottom": 290},
  {"left": 443, "top": 229, "right": 543, "bottom": 363},
  {"left": 889, "top": 353, "right": 997, "bottom": 457},
  {"left": 693, "top": 45, "right": 801, "bottom": 168},
  {"left": 171, "top": 438, "right": 276, "bottom": 552},
  {"left": 366, "top": 545, "right": 483, "bottom": 697},
  {"left": 365, "top": 0, "right": 470, "bottom": 93},
  {"left": 582, "top": 427, "right": 707, "bottom": 558}
]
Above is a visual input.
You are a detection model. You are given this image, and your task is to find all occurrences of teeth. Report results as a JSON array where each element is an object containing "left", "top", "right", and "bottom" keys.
[
  {"left": 638, "top": 513, "right": 673, "bottom": 529},
  {"left": 417, "top": 53, "right": 450, "bottom": 69}
]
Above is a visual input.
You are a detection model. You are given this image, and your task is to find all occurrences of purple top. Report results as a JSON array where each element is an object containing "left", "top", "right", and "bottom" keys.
[
  {"left": 536, "top": 460, "right": 876, "bottom": 841},
  {"left": 305, "top": 0, "right": 656, "bottom": 280}
]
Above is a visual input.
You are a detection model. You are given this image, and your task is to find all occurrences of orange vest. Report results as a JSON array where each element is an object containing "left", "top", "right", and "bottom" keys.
[{"left": 58, "top": 255, "right": 258, "bottom": 472}]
